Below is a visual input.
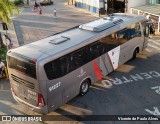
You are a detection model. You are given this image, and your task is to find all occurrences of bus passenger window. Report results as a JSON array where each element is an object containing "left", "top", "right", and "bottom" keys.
[
  {"left": 101, "top": 34, "right": 117, "bottom": 44},
  {"left": 59, "top": 57, "right": 70, "bottom": 75},
  {"left": 130, "top": 23, "right": 141, "bottom": 37},
  {"left": 44, "top": 61, "right": 58, "bottom": 80},
  {"left": 117, "top": 29, "right": 128, "bottom": 44},
  {"left": 44, "top": 57, "right": 70, "bottom": 80},
  {"left": 89, "top": 42, "right": 106, "bottom": 60},
  {"left": 71, "top": 48, "right": 87, "bottom": 70},
  {"left": 100, "top": 33, "right": 119, "bottom": 51}
]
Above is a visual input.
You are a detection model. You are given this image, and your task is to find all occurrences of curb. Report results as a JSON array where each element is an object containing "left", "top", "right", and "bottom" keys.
[
  {"left": 12, "top": 21, "right": 20, "bottom": 47},
  {"left": 17, "top": 5, "right": 32, "bottom": 8}
]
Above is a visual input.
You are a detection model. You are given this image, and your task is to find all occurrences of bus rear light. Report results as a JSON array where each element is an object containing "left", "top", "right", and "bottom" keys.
[
  {"left": 37, "top": 93, "right": 45, "bottom": 107},
  {"left": 33, "top": 59, "right": 37, "bottom": 63},
  {"left": 11, "top": 87, "right": 17, "bottom": 96}
]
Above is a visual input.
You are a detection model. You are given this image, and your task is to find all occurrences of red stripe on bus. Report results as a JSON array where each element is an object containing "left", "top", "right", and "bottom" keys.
[{"left": 93, "top": 60, "right": 103, "bottom": 80}]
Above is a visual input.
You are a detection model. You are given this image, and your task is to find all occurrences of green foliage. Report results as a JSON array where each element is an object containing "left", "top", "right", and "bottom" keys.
[
  {"left": 0, "top": 0, "right": 20, "bottom": 25},
  {"left": 14, "top": 0, "right": 24, "bottom": 5}
]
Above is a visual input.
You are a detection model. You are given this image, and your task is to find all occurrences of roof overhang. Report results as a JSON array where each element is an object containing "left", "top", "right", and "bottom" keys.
[{"left": 131, "top": 5, "right": 160, "bottom": 17}]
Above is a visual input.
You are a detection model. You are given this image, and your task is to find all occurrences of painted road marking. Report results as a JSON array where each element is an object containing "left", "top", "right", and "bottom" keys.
[
  {"left": 145, "top": 107, "right": 160, "bottom": 115},
  {"left": 145, "top": 39, "right": 160, "bottom": 52},
  {"left": 148, "top": 39, "right": 160, "bottom": 46},
  {"left": 101, "top": 71, "right": 160, "bottom": 87},
  {"left": 19, "top": 8, "right": 25, "bottom": 13},
  {"left": 145, "top": 48, "right": 152, "bottom": 53},
  {"left": 148, "top": 43, "right": 160, "bottom": 51},
  {"left": 10, "top": 8, "right": 25, "bottom": 19},
  {"left": 151, "top": 86, "right": 160, "bottom": 95}
]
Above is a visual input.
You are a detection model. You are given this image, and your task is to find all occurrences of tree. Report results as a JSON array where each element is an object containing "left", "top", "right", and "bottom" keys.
[
  {"left": 0, "top": 0, "right": 19, "bottom": 48},
  {"left": 0, "top": 0, "right": 19, "bottom": 25}
]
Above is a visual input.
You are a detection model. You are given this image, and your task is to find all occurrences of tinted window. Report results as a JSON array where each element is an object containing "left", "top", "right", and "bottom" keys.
[
  {"left": 71, "top": 48, "right": 87, "bottom": 70},
  {"left": 116, "top": 28, "right": 128, "bottom": 44},
  {"left": 100, "top": 33, "right": 119, "bottom": 51},
  {"left": 44, "top": 22, "right": 142, "bottom": 80},
  {"left": 7, "top": 53, "right": 36, "bottom": 79},
  {"left": 130, "top": 23, "right": 141, "bottom": 37},
  {"left": 116, "top": 23, "right": 141, "bottom": 45},
  {"left": 89, "top": 41, "right": 106, "bottom": 60},
  {"left": 44, "top": 48, "right": 88, "bottom": 80},
  {"left": 44, "top": 57, "right": 69, "bottom": 80}
]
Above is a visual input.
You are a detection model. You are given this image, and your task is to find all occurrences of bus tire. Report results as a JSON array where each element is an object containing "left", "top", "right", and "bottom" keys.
[
  {"left": 132, "top": 48, "right": 138, "bottom": 59},
  {"left": 79, "top": 79, "right": 90, "bottom": 96}
]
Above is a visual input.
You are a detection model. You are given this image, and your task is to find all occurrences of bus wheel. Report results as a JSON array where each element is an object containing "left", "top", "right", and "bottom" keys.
[
  {"left": 79, "top": 80, "right": 90, "bottom": 96},
  {"left": 132, "top": 48, "right": 138, "bottom": 59}
]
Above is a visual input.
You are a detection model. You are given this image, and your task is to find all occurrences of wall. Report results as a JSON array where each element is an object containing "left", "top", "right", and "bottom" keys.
[
  {"left": 76, "top": 0, "right": 102, "bottom": 14},
  {"left": 149, "top": 0, "right": 157, "bottom": 4},
  {"left": 127, "top": 0, "right": 147, "bottom": 13},
  {"left": 75, "top": 0, "right": 148, "bottom": 14}
]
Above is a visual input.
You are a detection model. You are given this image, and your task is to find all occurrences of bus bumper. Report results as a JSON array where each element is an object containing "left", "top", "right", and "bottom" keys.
[{"left": 12, "top": 91, "right": 48, "bottom": 114}]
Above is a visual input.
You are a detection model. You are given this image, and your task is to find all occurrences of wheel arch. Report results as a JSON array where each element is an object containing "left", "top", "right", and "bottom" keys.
[
  {"left": 79, "top": 76, "right": 92, "bottom": 93},
  {"left": 131, "top": 46, "right": 140, "bottom": 59}
]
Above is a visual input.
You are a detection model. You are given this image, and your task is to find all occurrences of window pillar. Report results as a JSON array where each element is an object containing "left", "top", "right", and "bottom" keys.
[{"left": 158, "top": 16, "right": 160, "bottom": 32}]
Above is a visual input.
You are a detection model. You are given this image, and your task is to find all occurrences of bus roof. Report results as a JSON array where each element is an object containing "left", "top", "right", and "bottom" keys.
[{"left": 9, "top": 13, "right": 146, "bottom": 61}]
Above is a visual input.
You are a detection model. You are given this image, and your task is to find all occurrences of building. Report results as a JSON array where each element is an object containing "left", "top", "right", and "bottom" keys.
[
  {"left": 75, "top": 0, "right": 160, "bottom": 32},
  {"left": 131, "top": 0, "right": 160, "bottom": 32},
  {"left": 74, "top": 0, "right": 147, "bottom": 14}
]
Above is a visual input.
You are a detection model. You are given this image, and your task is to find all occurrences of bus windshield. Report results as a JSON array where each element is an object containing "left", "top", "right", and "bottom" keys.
[{"left": 7, "top": 53, "right": 36, "bottom": 79}]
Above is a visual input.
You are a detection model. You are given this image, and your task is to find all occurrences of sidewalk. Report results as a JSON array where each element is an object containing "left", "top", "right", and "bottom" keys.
[
  {"left": 0, "top": 78, "right": 9, "bottom": 83},
  {"left": 150, "top": 35, "right": 160, "bottom": 42}
]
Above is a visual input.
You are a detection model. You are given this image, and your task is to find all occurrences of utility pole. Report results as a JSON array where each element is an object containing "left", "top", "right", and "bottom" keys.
[{"left": 27, "top": 0, "right": 29, "bottom": 5}]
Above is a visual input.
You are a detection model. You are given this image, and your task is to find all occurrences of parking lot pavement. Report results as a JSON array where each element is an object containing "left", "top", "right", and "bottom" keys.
[
  {"left": 13, "top": 1, "right": 98, "bottom": 45},
  {"left": 0, "top": 79, "right": 10, "bottom": 90}
]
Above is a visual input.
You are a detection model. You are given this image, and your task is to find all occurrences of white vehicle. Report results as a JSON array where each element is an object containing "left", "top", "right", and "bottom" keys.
[{"left": 7, "top": 13, "right": 149, "bottom": 114}]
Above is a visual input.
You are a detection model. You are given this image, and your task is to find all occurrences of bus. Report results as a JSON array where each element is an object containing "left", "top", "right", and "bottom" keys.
[{"left": 7, "top": 13, "right": 149, "bottom": 114}]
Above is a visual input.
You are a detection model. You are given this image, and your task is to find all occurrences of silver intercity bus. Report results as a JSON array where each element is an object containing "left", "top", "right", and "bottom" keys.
[{"left": 7, "top": 13, "right": 149, "bottom": 114}]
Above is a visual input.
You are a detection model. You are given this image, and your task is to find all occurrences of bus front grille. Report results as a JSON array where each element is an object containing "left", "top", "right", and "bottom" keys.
[{"left": 11, "top": 74, "right": 35, "bottom": 89}]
